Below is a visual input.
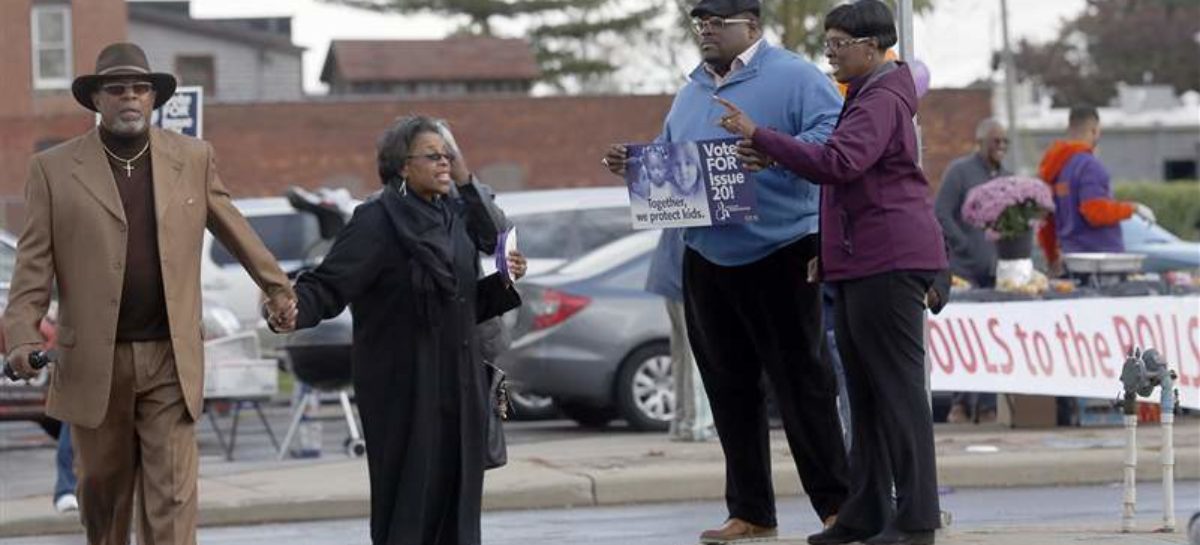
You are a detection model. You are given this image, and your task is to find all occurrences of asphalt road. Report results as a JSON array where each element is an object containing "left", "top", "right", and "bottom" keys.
[{"left": 2, "top": 483, "right": 1196, "bottom": 544}]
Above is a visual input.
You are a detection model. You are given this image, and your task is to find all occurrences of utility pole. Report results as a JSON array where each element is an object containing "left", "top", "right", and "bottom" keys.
[
  {"left": 897, "top": 0, "right": 915, "bottom": 63},
  {"left": 1000, "top": 0, "right": 1023, "bottom": 173}
]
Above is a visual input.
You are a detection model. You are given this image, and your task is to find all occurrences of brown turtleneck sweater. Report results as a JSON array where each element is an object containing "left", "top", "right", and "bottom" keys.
[{"left": 99, "top": 127, "right": 170, "bottom": 342}]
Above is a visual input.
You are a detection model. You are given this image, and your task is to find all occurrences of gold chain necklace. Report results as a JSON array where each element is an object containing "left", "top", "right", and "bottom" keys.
[{"left": 101, "top": 141, "right": 150, "bottom": 178}]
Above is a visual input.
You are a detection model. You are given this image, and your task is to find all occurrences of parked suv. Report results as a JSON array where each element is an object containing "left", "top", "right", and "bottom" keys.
[
  {"left": 201, "top": 198, "right": 325, "bottom": 329},
  {"left": 491, "top": 186, "right": 633, "bottom": 275}
]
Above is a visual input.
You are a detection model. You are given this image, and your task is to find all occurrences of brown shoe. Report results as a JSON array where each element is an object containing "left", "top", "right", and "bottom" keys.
[{"left": 699, "top": 518, "right": 779, "bottom": 544}]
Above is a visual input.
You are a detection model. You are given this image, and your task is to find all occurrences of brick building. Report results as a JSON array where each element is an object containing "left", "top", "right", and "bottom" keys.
[
  {"left": 0, "top": 0, "right": 125, "bottom": 122},
  {"left": 0, "top": 0, "right": 991, "bottom": 232},
  {"left": 1, "top": 89, "right": 988, "bottom": 204},
  {"left": 320, "top": 38, "right": 539, "bottom": 98}
]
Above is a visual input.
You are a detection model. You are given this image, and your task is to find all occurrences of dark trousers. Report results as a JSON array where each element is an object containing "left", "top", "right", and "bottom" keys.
[
  {"left": 682, "top": 235, "right": 849, "bottom": 527},
  {"left": 832, "top": 271, "right": 941, "bottom": 533}
]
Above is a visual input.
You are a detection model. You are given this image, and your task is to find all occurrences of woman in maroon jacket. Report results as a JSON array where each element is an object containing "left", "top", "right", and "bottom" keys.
[{"left": 718, "top": 2, "right": 945, "bottom": 544}]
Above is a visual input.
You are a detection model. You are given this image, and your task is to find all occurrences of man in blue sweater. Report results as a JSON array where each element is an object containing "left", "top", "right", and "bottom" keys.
[{"left": 604, "top": 0, "right": 848, "bottom": 541}]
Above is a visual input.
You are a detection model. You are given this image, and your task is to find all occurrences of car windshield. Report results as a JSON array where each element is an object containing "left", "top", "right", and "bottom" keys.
[
  {"left": 558, "top": 230, "right": 660, "bottom": 278},
  {"left": 211, "top": 213, "right": 321, "bottom": 265},
  {"left": 510, "top": 206, "right": 633, "bottom": 260},
  {"left": 511, "top": 211, "right": 576, "bottom": 259}
]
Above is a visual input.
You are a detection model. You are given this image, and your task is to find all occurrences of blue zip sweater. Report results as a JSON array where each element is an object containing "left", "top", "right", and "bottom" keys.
[{"left": 660, "top": 41, "right": 842, "bottom": 266}]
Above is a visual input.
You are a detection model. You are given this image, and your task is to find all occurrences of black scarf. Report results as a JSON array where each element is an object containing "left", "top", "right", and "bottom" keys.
[{"left": 380, "top": 184, "right": 460, "bottom": 324}]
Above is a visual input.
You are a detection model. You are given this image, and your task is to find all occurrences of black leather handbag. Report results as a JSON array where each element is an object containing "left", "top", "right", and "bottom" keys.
[{"left": 483, "top": 362, "right": 510, "bottom": 470}]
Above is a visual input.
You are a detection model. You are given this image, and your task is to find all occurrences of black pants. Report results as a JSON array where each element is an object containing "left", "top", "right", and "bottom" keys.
[
  {"left": 683, "top": 235, "right": 849, "bottom": 527},
  {"left": 832, "top": 271, "right": 941, "bottom": 533}
]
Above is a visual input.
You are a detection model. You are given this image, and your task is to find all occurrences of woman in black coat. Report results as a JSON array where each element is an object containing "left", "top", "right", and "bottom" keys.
[{"left": 285, "top": 116, "right": 525, "bottom": 545}]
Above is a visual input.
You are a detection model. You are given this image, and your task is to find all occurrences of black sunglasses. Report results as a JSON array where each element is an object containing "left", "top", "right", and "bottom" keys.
[
  {"left": 99, "top": 82, "right": 154, "bottom": 97},
  {"left": 407, "top": 152, "right": 457, "bottom": 163}
]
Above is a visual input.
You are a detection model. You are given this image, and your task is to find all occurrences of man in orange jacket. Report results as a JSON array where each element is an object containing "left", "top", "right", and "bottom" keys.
[{"left": 1036, "top": 106, "right": 1155, "bottom": 273}]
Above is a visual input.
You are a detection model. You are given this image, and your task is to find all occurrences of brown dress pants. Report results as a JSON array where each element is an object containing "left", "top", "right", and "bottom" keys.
[{"left": 71, "top": 340, "right": 198, "bottom": 545}]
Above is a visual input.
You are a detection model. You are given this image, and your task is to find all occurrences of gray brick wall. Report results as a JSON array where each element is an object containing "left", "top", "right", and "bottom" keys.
[{"left": 130, "top": 19, "right": 303, "bottom": 103}]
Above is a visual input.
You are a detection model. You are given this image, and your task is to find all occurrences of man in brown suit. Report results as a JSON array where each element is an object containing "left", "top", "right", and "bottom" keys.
[{"left": 2, "top": 43, "right": 296, "bottom": 545}]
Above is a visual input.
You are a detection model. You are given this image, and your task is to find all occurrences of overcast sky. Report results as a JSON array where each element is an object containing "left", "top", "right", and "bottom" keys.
[{"left": 174, "top": 0, "right": 1087, "bottom": 94}]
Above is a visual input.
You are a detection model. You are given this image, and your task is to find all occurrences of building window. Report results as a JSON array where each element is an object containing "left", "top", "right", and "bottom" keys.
[
  {"left": 30, "top": 4, "right": 72, "bottom": 90},
  {"left": 176, "top": 55, "right": 215, "bottom": 96},
  {"left": 1164, "top": 159, "right": 1197, "bottom": 181}
]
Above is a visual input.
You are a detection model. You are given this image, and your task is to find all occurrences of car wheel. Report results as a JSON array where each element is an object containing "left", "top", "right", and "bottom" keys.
[
  {"left": 508, "top": 388, "right": 559, "bottom": 420},
  {"left": 615, "top": 342, "right": 673, "bottom": 432},
  {"left": 558, "top": 401, "right": 616, "bottom": 429}
]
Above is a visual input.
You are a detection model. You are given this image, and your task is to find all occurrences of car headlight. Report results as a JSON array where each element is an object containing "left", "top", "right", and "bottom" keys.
[{"left": 202, "top": 305, "right": 242, "bottom": 340}]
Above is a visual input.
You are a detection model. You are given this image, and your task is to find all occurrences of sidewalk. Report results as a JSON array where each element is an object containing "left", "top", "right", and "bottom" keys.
[{"left": 1, "top": 419, "right": 1197, "bottom": 538}]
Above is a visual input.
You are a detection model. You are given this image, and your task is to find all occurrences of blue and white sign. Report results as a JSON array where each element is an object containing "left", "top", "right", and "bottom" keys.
[
  {"left": 152, "top": 86, "right": 203, "bottom": 138},
  {"left": 624, "top": 137, "right": 758, "bottom": 229}
]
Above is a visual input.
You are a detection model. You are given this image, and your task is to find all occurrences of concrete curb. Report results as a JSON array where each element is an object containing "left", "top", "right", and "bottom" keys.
[{"left": 3, "top": 446, "right": 1196, "bottom": 539}]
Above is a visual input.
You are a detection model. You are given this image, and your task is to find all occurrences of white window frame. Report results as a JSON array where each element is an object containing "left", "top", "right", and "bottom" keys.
[{"left": 30, "top": 4, "right": 73, "bottom": 90}]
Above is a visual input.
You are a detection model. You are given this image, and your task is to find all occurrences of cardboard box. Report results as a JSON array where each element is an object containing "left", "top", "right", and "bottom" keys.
[
  {"left": 203, "top": 332, "right": 275, "bottom": 399},
  {"left": 999, "top": 394, "right": 1059, "bottom": 428},
  {"left": 204, "top": 358, "right": 278, "bottom": 399}
]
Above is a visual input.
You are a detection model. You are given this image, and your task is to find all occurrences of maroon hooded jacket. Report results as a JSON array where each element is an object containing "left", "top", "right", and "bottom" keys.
[{"left": 751, "top": 61, "right": 947, "bottom": 282}]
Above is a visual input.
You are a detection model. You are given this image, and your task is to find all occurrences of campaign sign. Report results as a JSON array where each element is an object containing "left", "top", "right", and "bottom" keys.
[
  {"left": 624, "top": 138, "right": 758, "bottom": 229},
  {"left": 151, "top": 86, "right": 203, "bottom": 138},
  {"left": 926, "top": 296, "right": 1200, "bottom": 409}
]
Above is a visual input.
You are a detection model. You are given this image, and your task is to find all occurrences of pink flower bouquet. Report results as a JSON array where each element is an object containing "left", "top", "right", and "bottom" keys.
[{"left": 961, "top": 175, "right": 1055, "bottom": 241}]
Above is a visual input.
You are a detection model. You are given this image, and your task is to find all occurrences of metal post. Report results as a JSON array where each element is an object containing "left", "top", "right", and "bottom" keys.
[
  {"left": 1160, "top": 373, "right": 1176, "bottom": 532},
  {"left": 897, "top": 0, "right": 923, "bottom": 167},
  {"left": 999, "top": 0, "right": 1023, "bottom": 173},
  {"left": 897, "top": 0, "right": 915, "bottom": 62},
  {"left": 1122, "top": 392, "right": 1138, "bottom": 533}
]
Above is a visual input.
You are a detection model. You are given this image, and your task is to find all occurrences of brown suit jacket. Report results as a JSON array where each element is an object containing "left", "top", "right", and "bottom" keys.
[{"left": 2, "top": 128, "right": 293, "bottom": 428}]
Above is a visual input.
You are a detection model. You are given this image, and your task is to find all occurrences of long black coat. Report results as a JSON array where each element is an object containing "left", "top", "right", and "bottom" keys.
[{"left": 293, "top": 183, "right": 520, "bottom": 545}]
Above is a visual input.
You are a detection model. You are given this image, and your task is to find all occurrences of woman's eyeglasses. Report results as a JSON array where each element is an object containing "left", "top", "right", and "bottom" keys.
[
  {"left": 408, "top": 152, "right": 457, "bottom": 163},
  {"left": 99, "top": 82, "right": 154, "bottom": 97},
  {"left": 823, "top": 37, "right": 872, "bottom": 53},
  {"left": 691, "top": 17, "right": 753, "bottom": 34}
]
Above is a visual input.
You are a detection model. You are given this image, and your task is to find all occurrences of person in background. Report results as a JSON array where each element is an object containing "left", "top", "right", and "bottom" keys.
[
  {"left": 1036, "top": 106, "right": 1156, "bottom": 274},
  {"left": 936, "top": 118, "right": 1009, "bottom": 289},
  {"left": 935, "top": 118, "right": 1010, "bottom": 424},
  {"left": 53, "top": 425, "right": 79, "bottom": 513},
  {"left": 646, "top": 228, "right": 715, "bottom": 443},
  {"left": 717, "top": 1, "right": 948, "bottom": 542},
  {"left": 438, "top": 120, "right": 516, "bottom": 387}
]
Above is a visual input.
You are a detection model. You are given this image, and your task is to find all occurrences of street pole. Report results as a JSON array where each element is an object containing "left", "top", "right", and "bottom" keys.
[
  {"left": 896, "top": 0, "right": 931, "bottom": 401},
  {"left": 999, "top": 0, "right": 1023, "bottom": 173},
  {"left": 899, "top": 1, "right": 952, "bottom": 531},
  {"left": 897, "top": 0, "right": 914, "bottom": 63}
]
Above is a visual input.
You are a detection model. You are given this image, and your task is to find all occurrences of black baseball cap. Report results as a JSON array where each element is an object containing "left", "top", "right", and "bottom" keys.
[{"left": 689, "top": 0, "right": 761, "bottom": 18}]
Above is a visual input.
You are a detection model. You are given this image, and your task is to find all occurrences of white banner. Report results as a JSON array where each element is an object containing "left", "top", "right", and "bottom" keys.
[{"left": 927, "top": 296, "right": 1200, "bottom": 409}]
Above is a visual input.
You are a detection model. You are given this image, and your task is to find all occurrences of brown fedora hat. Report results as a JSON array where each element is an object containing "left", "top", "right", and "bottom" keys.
[{"left": 71, "top": 42, "right": 176, "bottom": 112}]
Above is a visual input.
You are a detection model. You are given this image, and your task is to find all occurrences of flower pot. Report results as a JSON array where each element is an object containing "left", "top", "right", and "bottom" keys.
[{"left": 995, "top": 233, "right": 1033, "bottom": 260}]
